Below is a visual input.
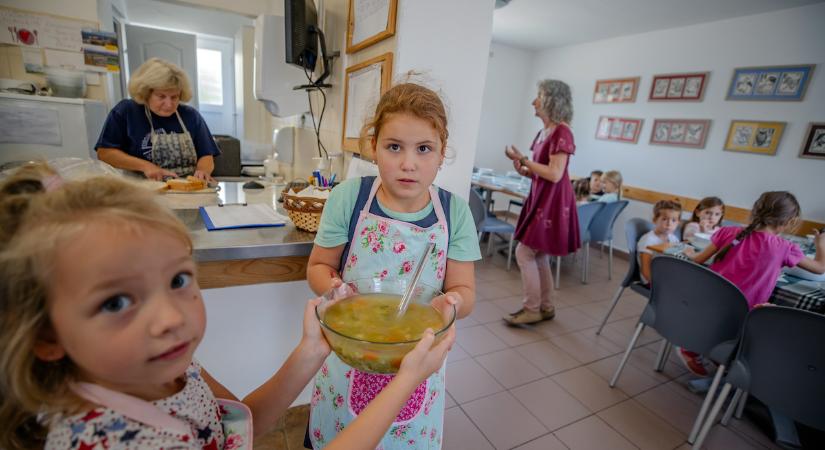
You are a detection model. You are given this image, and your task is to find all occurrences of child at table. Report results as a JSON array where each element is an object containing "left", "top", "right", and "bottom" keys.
[
  {"left": 0, "top": 164, "right": 454, "bottom": 450},
  {"left": 637, "top": 200, "right": 682, "bottom": 285},
  {"left": 573, "top": 178, "right": 591, "bottom": 205},
  {"left": 689, "top": 191, "right": 825, "bottom": 308},
  {"left": 681, "top": 191, "right": 825, "bottom": 375},
  {"left": 588, "top": 169, "right": 604, "bottom": 200},
  {"left": 682, "top": 196, "right": 725, "bottom": 241},
  {"left": 306, "top": 81, "right": 481, "bottom": 449},
  {"left": 597, "top": 170, "right": 622, "bottom": 203}
]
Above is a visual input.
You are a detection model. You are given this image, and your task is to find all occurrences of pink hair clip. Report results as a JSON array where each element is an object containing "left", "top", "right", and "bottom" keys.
[{"left": 42, "top": 174, "right": 64, "bottom": 192}]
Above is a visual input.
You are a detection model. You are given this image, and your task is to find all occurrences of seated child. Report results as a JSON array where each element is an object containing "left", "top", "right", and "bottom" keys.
[
  {"left": 682, "top": 196, "right": 724, "bottom": 241},
  {"left": 573, "top": 178, "right": 591, "bottom": 205},
  {"left": 681, "top": 191, "right": 825, "bottom": 377},
  {"left": 0, "top": 164, "right": 454, "bottom": 450},
  {"left": 597, "top": 170, "right": 623, "bottom": 203},
  {"left": 588, "top": 170, "right": 604, "bottom": 200},
  {"left": 637, "top": 200, "right": 682, "bottom": 285}
]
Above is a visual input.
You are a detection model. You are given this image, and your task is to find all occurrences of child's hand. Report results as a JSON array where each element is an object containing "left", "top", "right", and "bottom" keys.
[
  {"left": 432, "top": 292, "right": 462, "bottom": 323},
  {"left": 330, "top": 277, "right": 356, "bottom": 301},
  {"left": 397, "top": 326, "right": 455, "bottom": 384},
  {"left": 813, "top": 229, "right": 825, "bottom": 251},
  {"left": 301, "top": 298, "right": 331, "bottom": 360},
  {"left": 682, "top": 246, "right": 696, "bottom": 257}
]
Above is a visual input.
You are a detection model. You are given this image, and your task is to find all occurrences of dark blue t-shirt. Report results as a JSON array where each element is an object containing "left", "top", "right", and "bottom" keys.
[{"left": 95, "top": 99, "right": 220, "bottom": 161}]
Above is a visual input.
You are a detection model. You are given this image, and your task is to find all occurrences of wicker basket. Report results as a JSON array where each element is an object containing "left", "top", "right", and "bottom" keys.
[{"left": 281, "top": 188, "right": 330, "bottom": 232}]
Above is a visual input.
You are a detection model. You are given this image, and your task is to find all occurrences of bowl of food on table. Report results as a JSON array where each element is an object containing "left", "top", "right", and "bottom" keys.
[{"left": 315, "top": 277, "right": 456, "bottom": 374}]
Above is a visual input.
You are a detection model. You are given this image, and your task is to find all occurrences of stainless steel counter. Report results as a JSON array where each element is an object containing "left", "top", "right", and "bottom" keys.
[{"left": 161, "top": 180, "right": 316, "bottom": 262}]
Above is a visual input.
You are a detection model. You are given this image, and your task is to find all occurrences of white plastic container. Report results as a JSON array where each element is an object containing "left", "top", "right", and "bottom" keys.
[{"left": 44, "top": 67, "right": 86, "bottom": 98}]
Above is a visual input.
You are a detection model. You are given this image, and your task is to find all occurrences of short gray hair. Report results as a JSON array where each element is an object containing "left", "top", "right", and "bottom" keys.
[
  {"left": 128, "top": 58, "right": 193, "bottom": 104},
  {"left": 537, "top": 79, "right": 573, "bottom": 124}
]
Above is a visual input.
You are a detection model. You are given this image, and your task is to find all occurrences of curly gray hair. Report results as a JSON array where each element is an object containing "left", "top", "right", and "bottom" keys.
[{"left": 537, "top": 79, "right": 573, "bottom": 124}]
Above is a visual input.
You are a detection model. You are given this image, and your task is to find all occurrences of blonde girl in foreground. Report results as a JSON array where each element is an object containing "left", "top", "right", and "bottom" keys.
[{"left": 0, "top": 164, "right": 453, "bottom": 449}]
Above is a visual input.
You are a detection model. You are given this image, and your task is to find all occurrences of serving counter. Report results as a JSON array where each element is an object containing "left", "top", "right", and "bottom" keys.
[{"left": 161, "top": 180, "right": 316, "bottom": 288}]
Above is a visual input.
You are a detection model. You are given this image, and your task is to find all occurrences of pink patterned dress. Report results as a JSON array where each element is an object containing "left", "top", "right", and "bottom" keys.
[
  {"left": 514, "top": 124, "right": 580, "bottom": 256},
  {"left": 309, "top": 178, "right": 448, "bottom": 449}
]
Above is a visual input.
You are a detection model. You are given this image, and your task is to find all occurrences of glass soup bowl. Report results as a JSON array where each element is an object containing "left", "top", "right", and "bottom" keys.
[{"left": 316, "top": 277, "right": 456, "bottom": 374}]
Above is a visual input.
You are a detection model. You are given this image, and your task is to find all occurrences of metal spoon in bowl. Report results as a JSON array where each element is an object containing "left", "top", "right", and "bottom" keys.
[{"left": 397, "top": 242, "right": 436, "bottom": 318}]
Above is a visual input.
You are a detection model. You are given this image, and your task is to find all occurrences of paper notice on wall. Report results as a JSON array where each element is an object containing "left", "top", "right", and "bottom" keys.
[
  {"left": 0, "top": 105, "right": 62, "bottom": 146},
  {"left": 44, "top": 48, "right": 85, "bottom": 69},
  {"left": 345, "top": 63, "right": 382, "bottom": 139},
  {"left": 0, "top": 7, "right": 44, "bottom": 47},
  {"left": 352, "top": 0, "right": 390, "bottom": 45},
  {"left": 22, "top": 47, "right": 43, "bottom": 73},
  {"left": 345, "top": 155, "right": 379, "bottom": 179}
]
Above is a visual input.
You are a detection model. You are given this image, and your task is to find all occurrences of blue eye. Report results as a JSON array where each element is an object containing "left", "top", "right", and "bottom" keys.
[
  {"left": 171, "top": 272, "right": 193, "bottom": 290},
  {"left": 417, "top": 145, "right": 432, "bottom": 154},
  {"left": 100, "top": 295, "right": 133, "bottom": 314},
  {"left": 387, "top": 143, "right": 401, "bottom": 152}
]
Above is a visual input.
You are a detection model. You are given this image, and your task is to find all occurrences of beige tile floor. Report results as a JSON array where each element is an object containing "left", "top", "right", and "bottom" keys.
[
  {"left": 442, "top": 250, "right": 782, "bottom": 450},
  {"left": 257, "top": 249, "right": 782, "bottom": 450}
]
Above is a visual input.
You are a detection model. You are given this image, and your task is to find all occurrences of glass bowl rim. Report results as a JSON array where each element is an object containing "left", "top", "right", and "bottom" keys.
[{"left": 315, "top": 278, "right": 456, "bottom": 346}]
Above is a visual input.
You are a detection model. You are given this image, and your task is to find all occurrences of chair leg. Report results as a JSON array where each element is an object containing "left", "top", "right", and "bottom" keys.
[
  {"left": 596, "top": 286, "right": 625, "bottom": 335},
  {"left": 688, "top": 364, "right": 727, "bottom": 444},
  {"left": 721, "top": 388, "right": 743, "bottom": 426},
  {"left": 692, "top": 382, "right": 733, "bottom": 450},
  {"left": 506, "top": 236, "right": 514, "bottom": 271},
  {"left": 609, "top": 322, "right": 645, "bottom": 387},
  {"left": 486, "top": 232, "right": 494, "bottom": 256},
  {"left": 555, "top": 256, "right": 561, "bottom": 289},
  {"left": 735, "top": 391, "right": 748, "bottom": 419},
  {"left": 608, "top": 240, "right": 614, "bottom": 280},
  {"left": 654, "top": 340, "right": 670, "bottom": 372},
  {"left": 581, "top": 244, "right": 590, "bottom": 284}
]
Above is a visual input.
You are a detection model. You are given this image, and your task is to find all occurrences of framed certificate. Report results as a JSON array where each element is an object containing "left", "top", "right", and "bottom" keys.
[
  {"left": 341, "top": 52, "right": 394, "bottom": 158},
  {"left": 346, "top": 0, "right": 398, "bottom": 53}
]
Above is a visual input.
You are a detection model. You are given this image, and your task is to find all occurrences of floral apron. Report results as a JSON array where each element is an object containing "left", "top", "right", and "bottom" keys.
[
  {"left": 144, "top": 106, "right": 198, "bottom": 177},
  {"left": 309, "top": 178, "right": 449, "bottom": 449}
]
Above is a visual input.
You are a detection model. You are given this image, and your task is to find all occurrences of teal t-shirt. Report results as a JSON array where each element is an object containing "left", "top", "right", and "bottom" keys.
[{"left": 315, "top": 177, "right": 482, "bottom": 262}]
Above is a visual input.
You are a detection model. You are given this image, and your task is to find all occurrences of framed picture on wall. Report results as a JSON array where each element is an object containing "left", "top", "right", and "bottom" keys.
[
  {"left": 649, "top": 72, "right": 708, "bottom": 101},
  {"left": 593, "top": 77, "right": 640, "bottom": 103},
  {"left": 799, "top": 122, "right": 825, "bottom": 160},
  {"left": 341, "top": 52, "right": 394, "bottom": 159},
  {"left": 726, "top": 64, "right": 815, "bottom": 101},
  {"left": 595, "top": 116, "right": 644, "bottom": 143},
  {"left": 724, "top": 120, "right": 785, "bottom": 155},
  {"left": 650, "top": 119, "right": 711, "bottom": 148},
  {"left": 346, "top": 0, "right": 398, "bottom": 53}
]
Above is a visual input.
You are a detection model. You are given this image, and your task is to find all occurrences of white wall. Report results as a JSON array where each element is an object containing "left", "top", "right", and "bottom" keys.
[
  {"left": 122, "top": 0, "right": 253, "bottom": 38},
  {"left": 395, "top": 0, "right": 495, "bottom": 200},
  {"left": 517, "top": 3, "right": 825, "bottom": 228},
  {"left": 475, "top": 42, "right": 537, "bottom": 174}
]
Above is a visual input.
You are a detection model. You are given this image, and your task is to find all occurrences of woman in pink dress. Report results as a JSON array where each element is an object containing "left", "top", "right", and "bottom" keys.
[{"left": 503, "top": 79, "right": 580, "bottom": 325}]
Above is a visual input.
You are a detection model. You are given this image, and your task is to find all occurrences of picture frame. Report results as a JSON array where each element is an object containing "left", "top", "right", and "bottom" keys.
[
  {"left": 650, "top": 119, "right": 711, "bottom": 149},
  {"left": 799, "top": 122, "right": 825, "bottom": 160},
  {"left": 346, "top": 0, "right": 398, "bottom": 54},
  {"left": 593, "top": 77, "right": 640, "bottom": 103},
  {"left": 724, "top": 120, "right": 786, "bottom": 155},
  {"left": 649, "top": 72, "right": 708, "bottom": 101},
  {"left": 595, "top": 116, "right": 644, "bottom": 143},
  {"left": 341, "top": 52, "right": 394, "bottom": 158},
  {"left": 726, "top": 64, "right": 815, "bottom": 101}
]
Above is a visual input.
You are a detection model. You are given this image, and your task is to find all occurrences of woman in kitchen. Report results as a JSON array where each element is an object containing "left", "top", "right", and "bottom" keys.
[{"left": 95, "top": 58, "right": 220, "bottom": 180}]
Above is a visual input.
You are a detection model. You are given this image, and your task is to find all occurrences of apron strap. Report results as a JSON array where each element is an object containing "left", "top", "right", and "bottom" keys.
[
  {"left": 144, "top": 105, "right": 156, "bottom": 134},
  {"left": 71, "top": 382, "right": 192, "bottom": 435},
  {"left": 174, "top": 109, "right": 191, "bottom": 135}
]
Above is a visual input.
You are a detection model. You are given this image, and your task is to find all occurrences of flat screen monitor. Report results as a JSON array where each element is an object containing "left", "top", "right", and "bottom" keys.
[{"left": 285, "top": 0, "right": 319, "bottom": 71}]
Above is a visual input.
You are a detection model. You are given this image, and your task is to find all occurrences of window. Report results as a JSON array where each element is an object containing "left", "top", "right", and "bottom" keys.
[{"left": 197, "top": 48, "right": 223, "bottom": 105}]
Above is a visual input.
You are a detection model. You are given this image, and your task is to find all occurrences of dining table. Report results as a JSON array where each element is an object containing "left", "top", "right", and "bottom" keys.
[{"left": 647, "top": 239, "right": 825, "bottom": 314}]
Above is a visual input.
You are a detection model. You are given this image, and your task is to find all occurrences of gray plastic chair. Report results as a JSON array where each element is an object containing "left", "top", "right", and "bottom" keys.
[
  {"left": 584, "top": 200, "right": 628, "bottom": 281},
  {"left": 555, "top": 202, "right": 604, "bottom": 287},
  {"left": 595, "top": 217, "right": 654, "bottom": 334},
  {"left": 609, "top": 256, "right": 749, "bottom": 444},
  {"left": 693, "top": 307, "right": 825, "bottom": 449},
  {"left": 470, "top": 188, "right": 516, "bottom": 270}
]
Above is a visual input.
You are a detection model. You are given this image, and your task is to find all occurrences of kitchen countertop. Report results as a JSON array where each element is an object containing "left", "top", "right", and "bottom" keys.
[{"left": 161, "top": 180, "right": 317, "bottom": 262}]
